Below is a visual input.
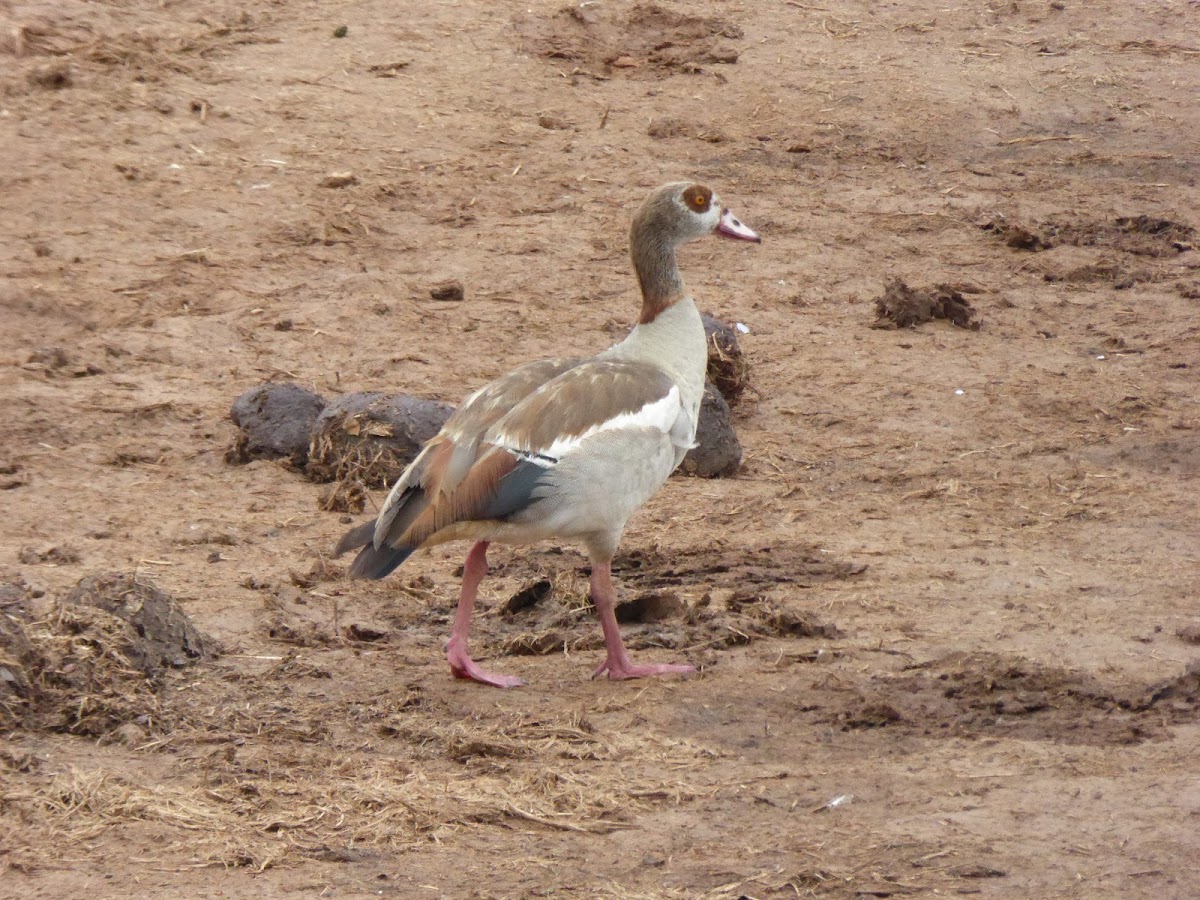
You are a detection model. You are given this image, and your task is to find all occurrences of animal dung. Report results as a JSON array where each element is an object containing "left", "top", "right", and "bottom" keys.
[
  {"left": 871, "top": 279, "right": 980, "bottom": 330},
  {"left": 307, "top": 392, "right": 453, "bottom": 489},
  {"left": 679, "top": 382, "right": 742, "bottom": 478},
  {"left": 701, "top": 312, "right": 750, "bottom": 403},
  {"left": 228, "top": 372, "right": 745, "bottom": 488},
  {"left": 1, "top": 574, "right": 210, "bottom": 735},
  {"left": 64, "top": 573, "right": 210, "bottom": 672},
  {"left": 228, "top": 382, "right": 328, "bottom": 465}
]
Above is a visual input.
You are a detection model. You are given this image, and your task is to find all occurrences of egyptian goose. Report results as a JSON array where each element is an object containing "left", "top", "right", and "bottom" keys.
[{"left": 335, "top": 182, "right": 760, "bottom": 687}]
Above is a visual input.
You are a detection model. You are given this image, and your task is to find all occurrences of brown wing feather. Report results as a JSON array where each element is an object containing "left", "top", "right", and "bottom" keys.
[
  {"left": 401, "top": 444, "right": 518, "bottom": 547},
  {"left": 416, "top": 436, "right": 454, "bottom": 496},
  {"left": 365, "top": 362, "right": 580, "bottom": 554}
]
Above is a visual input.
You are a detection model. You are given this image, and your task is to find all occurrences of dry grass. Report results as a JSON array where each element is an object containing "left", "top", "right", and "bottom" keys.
[
  {"left": 2, "top": 702, "right": 718, "bottom": 872},
  {"left": 3, "top": 603, "right": 163, "bottom": 736},
  {"left": 307, "top": 422, "right": 401, "bottom": 491}
]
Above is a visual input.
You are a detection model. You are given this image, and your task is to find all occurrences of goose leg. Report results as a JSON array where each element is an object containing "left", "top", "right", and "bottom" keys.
[
  {"left": 446, "top": 541, "right": 524, "bottom": 688},
  {"left": 589, "top": 558, "right": 696, "bottom": 680}
]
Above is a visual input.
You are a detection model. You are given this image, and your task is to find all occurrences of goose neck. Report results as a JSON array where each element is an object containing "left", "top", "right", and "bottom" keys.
[{"left": 631, "top": 230, "right": 685, "bottom": 325}]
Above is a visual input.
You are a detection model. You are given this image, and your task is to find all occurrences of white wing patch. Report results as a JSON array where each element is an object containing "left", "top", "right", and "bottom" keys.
[{"left": 494, "top": 385, "right": 683, "bottom": 462}]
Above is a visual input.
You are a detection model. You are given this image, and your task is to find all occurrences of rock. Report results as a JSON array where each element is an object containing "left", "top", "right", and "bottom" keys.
[
  {"left": 307, "top": 392, "right": 453, "bottom": 488},
  {"left": 536, "top": 113, "right": 572, "bottom": 130},
  {"left": 679, "top": 382, "right": 741, "bottom": 478},
  {"left": 701, "top": 312, "right": 750, "bottom": 404},
  {"left": 228, "top": 382, "right": 328, "bottom": 465}
]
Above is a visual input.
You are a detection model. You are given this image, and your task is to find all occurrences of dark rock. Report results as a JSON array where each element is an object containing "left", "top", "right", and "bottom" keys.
[
  {"left": 228, "top": 382, "right": 328, "bottom": 465},
  {"left": 307, "top": 392, "right": 453, "bottom": 488},
  {"left": 1176, "top": 624, "right": 1200, "bottom": 645},
  {"left": 346, "top": 622, "right": 389, "bottom": 642},
  {"left": 679, "top": 382, "right": 741, "bottom": 477}
]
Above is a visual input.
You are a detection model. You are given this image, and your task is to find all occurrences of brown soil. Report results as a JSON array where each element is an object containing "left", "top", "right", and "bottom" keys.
[{"left": 2, "top": 0, "right": 1199, "bottom": 897}]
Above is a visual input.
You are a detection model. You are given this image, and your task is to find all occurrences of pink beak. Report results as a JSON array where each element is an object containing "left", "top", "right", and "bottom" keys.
[{"left": 716, "top": 208, "right": 761, "bottom": 242}]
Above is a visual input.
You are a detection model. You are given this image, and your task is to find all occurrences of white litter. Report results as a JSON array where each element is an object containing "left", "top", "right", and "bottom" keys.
[
  {"left": 954, "top": 389, "right": 964, "bottom": 395},
  {"left": 814, "top": 793, "right": 854, "bottom": 813},
  {"left": 735, "top": 322, "right": 750, "bottom": 334}
]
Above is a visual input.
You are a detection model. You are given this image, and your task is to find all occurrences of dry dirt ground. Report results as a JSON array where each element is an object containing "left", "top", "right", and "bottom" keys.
[{"left": 2, "top": 0, "right": 1199, "bottom": 896}]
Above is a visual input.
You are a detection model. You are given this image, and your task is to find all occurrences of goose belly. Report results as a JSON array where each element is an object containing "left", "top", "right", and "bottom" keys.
[{"left": 512, "top": 426, "right": 678, "bottom": 538}]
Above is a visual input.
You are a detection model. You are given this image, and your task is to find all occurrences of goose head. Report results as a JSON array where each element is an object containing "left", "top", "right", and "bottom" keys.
[
  {"left": 631, "top": 182, "right": 761, "bottom": 251},
  {"left": 629, "top": 183, "right": 760, "bottom": 321}
]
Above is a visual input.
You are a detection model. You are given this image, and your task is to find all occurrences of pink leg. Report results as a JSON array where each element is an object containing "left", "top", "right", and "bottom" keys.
[
  {"left": 589, "top": 559, "right": 696, "bottom": 681},
  {"left": 445, "top": 541, "right": 524, "bottom": 688}
]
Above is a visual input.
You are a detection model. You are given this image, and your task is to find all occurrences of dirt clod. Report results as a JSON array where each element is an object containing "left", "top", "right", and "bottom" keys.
[
  {"left": 1176, "top": 624, "right": 1200, "bottom": 645},
  {"left": 520, "top": 2, "right": 743, "bottom": 75},
  {"left": 321, "top": 171, "right": 358, "bottom": 188},
  {"left": 505, "top": 579, "right": 553, "bottom": 615},
  {"left": 536, "top": 112, "right": 572, "bottom": 130},
  {"left": 27, "top": 62, "right": 72, "bottom": 90},
  {"left": 615, "top": 591, "right": 686, "bottom": 623},
  {"left": 18, "top": 545, "right": 80, "bottom": 566},
  {"left": 429, "top": 279, "right": 465, "bottom": 301},
  {"left": 647, "top": 118, "right": 691, "bottom": 139},
  {"left": 985, "top": 215, "right": 1198, "bottom": 258}
]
